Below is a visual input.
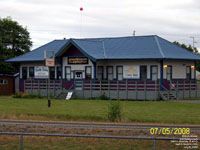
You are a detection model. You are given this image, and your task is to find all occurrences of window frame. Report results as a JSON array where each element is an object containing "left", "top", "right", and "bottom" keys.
[
  {"left": 166, "top": 65, "right": 172, "bottom": 81},
  {"left": 22, "top": 67, "right": 28, "bottom": 80},
  {"left": 49, "top": 67, "right": 55, "bottom": 80},
  {"left": 65, "top": 66, "right": 71, "bottom": 81},
  {"left": 116, "top": 66, "right": 123, "bottom": 80},
  {"left": 29, "top": 67, "right": 34, "bottom": 79},
  {"left": 186, "top": 66, "right": 191, "bottom": 80},
  {"left": 140, "top": 65, "right": 147, "bottom": 81},
  {"left": 97, "top": 66, "right": 104, "bottom": 80},
  {"left": 107, "top": 66, "right": 113, "bottom": 80},
  {"left": 0, "top": 79, "right": 8, "bottom": 85},
  {"left": 151, "top": 65, "right": 158, "bottom": 81},
  {"left": 85, "top": 66, "right": 92, "bottom": 80},
  {"left": 56, "top": 66, "right": 62, "bottom": 80}
]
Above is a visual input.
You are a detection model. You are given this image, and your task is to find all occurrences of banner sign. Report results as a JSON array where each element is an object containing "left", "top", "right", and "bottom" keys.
[
  {"left": 35, "top": 66, "right": 49, "bottom": 78},
  {"left": 123, "top": 66, "right": 140, "bottom": 79},
  {"left": 68, "top": 57, "right": 88, "bottom": 64}
]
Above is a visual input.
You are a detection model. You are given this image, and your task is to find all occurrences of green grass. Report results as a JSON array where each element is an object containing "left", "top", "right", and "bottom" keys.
[{"left": 0, "top": 96, "right": 200, "bottom": 124}]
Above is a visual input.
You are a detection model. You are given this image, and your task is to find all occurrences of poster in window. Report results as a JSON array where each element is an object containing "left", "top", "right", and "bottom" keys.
[
  {"left": 35, "top": 66, "right": 49, "bottom": 78},
  {"left": 123, "top": 66, "right": 140, "bottom": 79}
]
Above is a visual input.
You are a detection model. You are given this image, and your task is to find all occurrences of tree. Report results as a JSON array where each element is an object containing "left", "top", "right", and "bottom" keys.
[
  {"left": 0, "top": 17, "right": 32, "bottom": 74},
  {"left": 173, "top": 41, "right": 200, "bottom": 71},
  {"left": 173, "top": 41, "right": 199, "bottom": 54}
]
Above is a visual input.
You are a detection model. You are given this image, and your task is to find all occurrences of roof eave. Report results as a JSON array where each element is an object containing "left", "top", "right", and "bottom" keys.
[{"left": 56, "top": 39, "right": 97, "bottom": 62}]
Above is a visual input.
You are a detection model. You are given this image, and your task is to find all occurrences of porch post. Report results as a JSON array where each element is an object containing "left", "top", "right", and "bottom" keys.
[
  {"left": 160, "top": 60, "right": 164, "bottom": 91},
  {"left": 59, "top": 57, "right": 63, "bottom": 88},
  {"left": 92, "top": 61, "right": 97, "bottom": 80}
]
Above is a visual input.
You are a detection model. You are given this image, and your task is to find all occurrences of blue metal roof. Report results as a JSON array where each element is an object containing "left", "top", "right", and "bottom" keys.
[
  {"left": 5, "top": 40, "right": 69, "bottom": 62},
  {"left": 5, "top": 35, "right": 200, "bottom": 63}
]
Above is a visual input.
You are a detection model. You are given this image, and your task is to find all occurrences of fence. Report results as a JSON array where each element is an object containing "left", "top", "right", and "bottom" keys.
[
  {"left": 74, "top": 80, "right": 160, "bottom": 100},
  {"left": 75, "top": 80, "right": 160, "bottom": 91},
  {"left": 1, "top": 132, "right": 199, "bottom": 150},
  {"left": 22, "top": 79, "right": 200, "bottom": 100},
  {"left": 23, "top": 80, "right": 62, "bottom": 97}
]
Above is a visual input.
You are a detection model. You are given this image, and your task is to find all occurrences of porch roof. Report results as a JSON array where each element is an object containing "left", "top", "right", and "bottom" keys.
[{"left": 5, "top": 35, "right": 200, "bottom": 63}]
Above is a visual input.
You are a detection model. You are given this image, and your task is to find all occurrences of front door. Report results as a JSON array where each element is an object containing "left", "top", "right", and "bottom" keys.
[
  {"left": 140, "top": 66, "right": 147, "bottom": 81},
  {"left": 74, "top": 71, "right": 83, "bottom": 79}
]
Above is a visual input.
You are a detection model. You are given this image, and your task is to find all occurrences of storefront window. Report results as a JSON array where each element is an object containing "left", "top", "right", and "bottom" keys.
[
  {"left": 65, "top": 66, "right": 71, "bottom": 80},
  {"left": 107, "top": 66, "right": 113, "bottom": 80},
  {"left": 97, "top": 66, "right": 104, "bottom": 80},
  {"left": 22, "top": 67, "right": 27, "bottom": 80},
  {"left": 29, "top": 67, "right": 34, "bottom": 78},
  {"left": 117, "top": 66, "right": 123, "bottom": 80},
  {"left": 49, "top": 67, "right": 55, "bottom": 80},
  {"left": 85, "top": 66, "right": 92, "bottom": 80},
  {"left": 151, "top": 66, "right": 158, "bottom": 81}
]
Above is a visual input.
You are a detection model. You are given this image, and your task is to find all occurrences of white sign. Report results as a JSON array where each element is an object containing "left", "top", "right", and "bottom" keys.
[
  {"left": 123, "top": 66, "right": 140, "bottom": 79},
  {"left": 35, "top": 66, "right": 49, "bottom": 79}
]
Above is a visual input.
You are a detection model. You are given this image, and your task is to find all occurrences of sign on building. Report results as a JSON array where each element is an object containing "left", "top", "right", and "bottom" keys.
[
  {"left": 68, "top": 57, "right": 88, "bottom": 64},
  {"left": 123, "top": 66, "right": 140, "bottom": 79},
  {"left": 45, "top": 58, "right": 55, "bottom": 67},
  {"left": 35, "top": 66, "right": 49, "bottom": 79}
]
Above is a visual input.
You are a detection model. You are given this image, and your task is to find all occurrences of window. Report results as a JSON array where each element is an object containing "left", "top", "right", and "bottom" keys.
[
  {"left": 117, "top": 66, "right": 123, "bottom": 80},
  {"left": 22, "top": 67, "right": 27, "bottom": 80},
  {"left": 151, "top": 66, "right": 158, "bottom": 81},
  {"left": 97, "top": 66, "right": 104, "bottom": 80},
  {"left": 57, "top": 66, "right": 61, "bottom": 80},
  {"left": 29, "top": 67, "right": 34, "bottom": 78},
  {"left": 65, "top": 66, "right": 71, "bottom": 80},
  {"left": 0, "top": 79, "right": 8, "bottom": 85},
  {"left": 166, "top": 66, "right": 172, "bottom": 81},
  {"left": 85, "top": 66, "right": 92, "bottom": 80},
  {"left": 140, "top": 66, "right": 147, "bottom": 81},
  {"left": 49, "top": 67, "right": 55, "bottom": 80},
  {"left": 107, "top": 66, "right": 113, "bottom": 80},
  {"left": 186, "top": 66, "right": 191, "bottom": 80}
]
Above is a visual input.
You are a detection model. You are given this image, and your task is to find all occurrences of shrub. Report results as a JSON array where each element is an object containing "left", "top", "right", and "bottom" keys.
[
  {"left": 12, "top": 92, "right": 23, "bottom": 98},
  {"left": 107, "top": 100, "right": 122, "bottom": 122},
  {"left": 99, "top": 93, "right": 109, "bottom": 100},
  {"left": 12, "top": 92, "right": 43, "bottom": 99}
]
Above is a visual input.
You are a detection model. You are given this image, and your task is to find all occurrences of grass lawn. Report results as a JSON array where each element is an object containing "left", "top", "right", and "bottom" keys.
[{"left": 0, "top": 96, "right": 200, "bottom": 124}]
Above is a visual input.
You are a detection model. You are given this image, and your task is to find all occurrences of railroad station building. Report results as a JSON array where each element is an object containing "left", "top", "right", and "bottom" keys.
[{"left": 6, "top": 35, "right": 200, "bottom": 100}]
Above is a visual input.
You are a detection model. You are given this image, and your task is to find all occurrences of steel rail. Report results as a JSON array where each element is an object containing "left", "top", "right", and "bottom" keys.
[
  {"left": 0, "top": 120, "right": 199, "bottom": 130},
  {"left": 0, "top": 132, "right": 199, "bottom": 150}
]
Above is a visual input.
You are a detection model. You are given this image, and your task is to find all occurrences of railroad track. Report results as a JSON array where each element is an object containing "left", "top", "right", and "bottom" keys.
[{"left": 0, "top": 120, "right": 200, "bottom": 130}]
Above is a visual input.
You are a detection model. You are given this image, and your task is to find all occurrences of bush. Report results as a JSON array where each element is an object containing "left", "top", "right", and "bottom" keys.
[
  {"left": 12, "top": 92, "right": 43, "bottom": 99},
  {"left": 12, "top": 92, "right": 23, "bottom": 98},
  {"left": 107, "top": 100, "right": 122, "bottom": 122},
  {"left": 99, "top": 93, "right": 109, "bottom": 100}
]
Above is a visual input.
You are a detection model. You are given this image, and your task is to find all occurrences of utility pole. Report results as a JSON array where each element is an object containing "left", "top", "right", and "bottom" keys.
[
  {"left": 190, "top": 36, "right": 197, "bottom": 49},
  {"left": 133, "top": 30, "right": 136, "bottom": 36}
]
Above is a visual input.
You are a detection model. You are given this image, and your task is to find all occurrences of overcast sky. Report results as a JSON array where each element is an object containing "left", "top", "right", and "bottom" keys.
[{"left": 1, "top": 0, "right": 200, "bottom": 50}]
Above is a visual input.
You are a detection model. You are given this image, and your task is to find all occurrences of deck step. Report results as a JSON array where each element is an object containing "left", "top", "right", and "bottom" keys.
[
  {"left": 160, "top": 91, "right": 177, "bottom": 100},
  {"left": 55, "top": 90, "right": 74, "bottom": 99}
]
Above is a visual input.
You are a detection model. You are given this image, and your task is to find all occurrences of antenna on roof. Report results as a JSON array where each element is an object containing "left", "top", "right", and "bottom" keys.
[
  {"left": 80, "top": 7, "right": 83, "bottom": 37},
  {"left": 133, "top": 30, "right": 136, "bottom": 36}
]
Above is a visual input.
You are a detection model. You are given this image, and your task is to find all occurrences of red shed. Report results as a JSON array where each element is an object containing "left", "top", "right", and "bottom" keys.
[{"left": 0, "top": 74, "right": 19, "bottom": 95}]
